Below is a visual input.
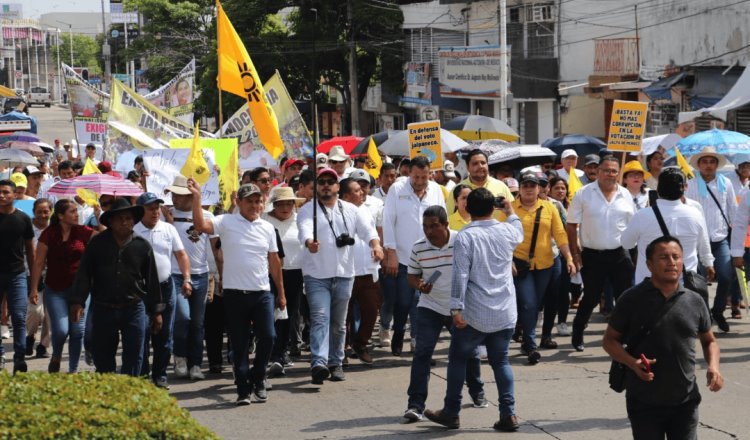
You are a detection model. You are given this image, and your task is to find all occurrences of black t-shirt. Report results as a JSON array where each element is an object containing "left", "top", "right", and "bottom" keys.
[
  {"left": 609, "top": 279, "right": 710, "bottom": 407},
  {"left": 0, "top": 209, "right": 34, "bottom": 274}
]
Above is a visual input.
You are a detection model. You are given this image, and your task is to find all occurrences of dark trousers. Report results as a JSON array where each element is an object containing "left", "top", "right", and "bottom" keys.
[
  {"left": 573, "top": 248, "right": 633, "bottom": 338},
  {"left": 223, "top": 290, "right": 275, "bottom": 397},
  {"left": 0, "top": 271, "right": 27, "bottom": 363},
  {"left": 380, "top": 264, "right": 418, "bottom": 348},
  {"left": 347, "top": 274, "right": 382, "bottom": 349},
  {"left": 92, "top": 301, "right": 147, "bottom": 376},
  {"left": 141, "top": 279, "right": 176, "bottom": 381},
  {"left": 407, "top": 307, "right": 483, "bottom": 412},
  {"left": 627, "top": 396, "right": 700, "bottom": 440},
  {"left": 542, "top": 255, "right": 563, "bottom": 337},
  {"left": 204, "top": 292, "right": 225, "bottom": 368},
  {"left": 272, "top": 269, "right": 303, "bottom": 362}
]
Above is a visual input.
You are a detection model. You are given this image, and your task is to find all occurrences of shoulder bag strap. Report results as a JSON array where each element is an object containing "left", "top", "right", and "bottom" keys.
[
  {"left": 705, "top": 184, "right": 731, "bottom": 229},
  {"left": 625, "top": 292, "right": 682, "bottom": 354},
  {"left": 651, "top": 203, "right": 670, "bottom": 237},
  {"left": 527, "top": 206, "right": 544, "bottom": 262}
]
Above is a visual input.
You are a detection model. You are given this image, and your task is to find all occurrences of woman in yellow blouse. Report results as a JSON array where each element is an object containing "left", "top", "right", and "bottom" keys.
[
  {"left": 511, "top": 172, "right": 576, "bottom": 364},
  {"left": 448, "top": 184, "right": 471, "bottom": 231}
]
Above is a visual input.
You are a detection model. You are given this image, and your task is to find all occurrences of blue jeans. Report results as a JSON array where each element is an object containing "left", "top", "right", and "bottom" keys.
[
  {"left": 304, "top": 276, "right": 354, "bottom": 369},
  {"left": 0, "top": 272, "right": 27, "bottom": 363},
  {"left": 380, "top": 264, "right": 418, "bottom": 347},
  {"left": 407, "top": 307, "right": 483, "bottom": 412},
  {"left": 141, "top": 279, "right": 176, "bottom": 381},
  {"left": 91, "top": 301, "right": 147, "bottom": 376},
  {"left": 223, "top": 290, "right": 275, "bottom": 397},
  {"left": 443, "top": 326, "right": 515, "bottom": 418},
  {"left": 709, "top": 238, "right": 740, "bottom": 315},
  {"left": 514, "top": 267, "right": 553, "bottom": 350},
  {"left": 173, "top": 273, "right": 208, "bottom": 368},
  {"left": 44, "top": 287, "right": 85, "bottom": 372}
]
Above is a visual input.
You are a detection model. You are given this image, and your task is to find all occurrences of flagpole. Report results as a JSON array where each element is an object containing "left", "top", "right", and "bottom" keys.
[
  {"left": 216, "top": 0, "right": 224, "bottom": 137},
  {"left": 311, "top": 7, "right": 319, "bottom": 243}
]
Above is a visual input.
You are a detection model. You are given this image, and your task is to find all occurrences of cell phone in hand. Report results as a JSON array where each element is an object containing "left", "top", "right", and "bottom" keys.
[{"left": 425, "top": 270, "right": 442, "bottom": 285}]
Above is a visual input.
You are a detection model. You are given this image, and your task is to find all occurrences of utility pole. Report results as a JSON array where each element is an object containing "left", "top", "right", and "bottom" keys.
[
  {"left": 347, "top": 0, "right": 360, "bottom": 136},
  {"left": 18, "top": 33, "right": 24, "bottom": 91},
  {"left": 56, "top": 29, "right": 62, "bottom": 101},
  {"left": 101, "top": 0, "right": 111, "bottom": 91},
  {"left": 498, "top": 0, "right": 508, "bottom": 123},
  {"left": 43, "top": 29, "right": 49, "bottom": 92},
  {"left": 34, "top": 37, "right": 39, "bottom": 87}
]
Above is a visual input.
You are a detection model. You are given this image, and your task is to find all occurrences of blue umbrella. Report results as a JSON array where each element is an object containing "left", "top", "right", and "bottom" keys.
[
  {"left": 542, "top": 134, "right": 606, "bottom": 158},
  {"left": 673, "top": 128, "right": 750, "bottom": 159}
]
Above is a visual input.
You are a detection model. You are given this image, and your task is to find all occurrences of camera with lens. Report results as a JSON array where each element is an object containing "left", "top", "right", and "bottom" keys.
[
  {"left": 493, "top": 196, "right": 506, "bottom": 209},
  {"left": 335, "top": 233, "right": 355, "bottom": 248}
]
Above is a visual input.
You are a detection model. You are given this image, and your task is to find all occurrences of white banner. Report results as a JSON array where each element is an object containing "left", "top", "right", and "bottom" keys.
[
  {"left": 437, "top": 45, "right": 510, "bottom": 98},
  {"left": 142, "top": 149, "right": 219, "bottom": 205},
  {"left": 143, "top": 59, "right": 196, "bottom": 124}
]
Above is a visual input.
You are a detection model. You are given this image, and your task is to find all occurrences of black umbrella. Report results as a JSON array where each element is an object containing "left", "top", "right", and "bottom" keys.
[
  {"left": 542, "top": 134, "right": 606, "bottom": 158},
  {"left": 350, "top": 131, "right": 391, "bottom": 156}
]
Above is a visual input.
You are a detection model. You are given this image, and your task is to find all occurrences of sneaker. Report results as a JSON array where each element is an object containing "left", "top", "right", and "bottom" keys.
[
  {"left": 494, "top": 415, "right": 520, "bottom": 432},
  {"left": 281, "top": 352, "right": 294, "bottom": 367},
  {"left": 174, "top": 356, "right": 188, "bottom": 378},
  {"left": 35, "top": 345, "right": 48, "bottom": 359},
  {"left": 48, "top": 356, "right": 61, "bottom": 373},
  {"left": 189, "top": 365, "right": 205, "bottom": 380},
  {"left": 253, "top": 383, "right": 268, "bottom": 403},
  {"left": 154, "top": 377, "right": 170, "bottom": 389},
  {"left": 0, "top": 325, "right": 9, "bottom": 339},
  {"left": 13, "top": 360, "right": 27, "bottom": 375},
  {"left": 353, "top": 345, "right": 373, "bottom": 364},
  {"left": 556, "top": 322, "right": 571, "bottom": 336},
  {"left": 471, "top": 394, "right": 489, "bottom": 408},
  {"left": 477, "top": 345, "right": 488, "bottom": 360},
  {"left": 403, "top": 408, "right": 424, "bottom": 422},
  {"left": 311, "top": 365, "right": 330, "bottom": 384},
  {"left": 527, "top": 349, "right": 541, "bottom": 365},
  {"left": 571, "top": 330, "right": 585, "bottom": 352},
  {"left": 267, "top": 361, "right": 285, "bottom": 377},
  {"left": 236, "top": 395, "right": 251, "bottom": 406},
  {"left": 539, "top": 337, "right": 558, "bottom": 349},
  {"left": 25, "top": 336, "right": 34, "bottom": 356},
  {"left": 85, "top": 350, "right": 94, "bottom": 366},
  {"left": 424, "top": 409, "right": 460, "bottom": 429},
  {"left": 329, "top": 365, "right": 345, "bottom": 382},
  {"left": 264, "top": 378, "right": 273, "bottom": 391},
  {"left": 379, "top": 327, "right": 391, "bottom": 348}
]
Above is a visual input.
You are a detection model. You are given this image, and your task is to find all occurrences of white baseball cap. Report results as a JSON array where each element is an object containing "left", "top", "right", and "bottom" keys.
[
  {"left": 561, "top": 149, "right": 578, "bottom": 159},
  {"left": 443, "top": 160, "right": 456, "bottom": 178}
]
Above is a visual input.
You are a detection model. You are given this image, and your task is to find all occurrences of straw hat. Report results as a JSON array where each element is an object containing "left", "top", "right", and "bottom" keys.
[
  {"left": 269, "top": 186, "right": 304, "bottom": 204},
  {"left": 688, "top": 146, "right": 728, "bottom": 169},
  {"left": 621, "top": 160, "right": 652, "bottom": 180}
]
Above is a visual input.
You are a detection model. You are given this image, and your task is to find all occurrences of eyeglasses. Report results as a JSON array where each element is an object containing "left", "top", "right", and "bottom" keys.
[{"left": 317, "top": 179, "right": 337, "bottom": 186}]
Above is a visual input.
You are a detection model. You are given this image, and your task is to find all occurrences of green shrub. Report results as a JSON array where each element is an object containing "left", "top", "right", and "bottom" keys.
[{"left": 0, "top": 371, "right": 219, "bottom": 439}]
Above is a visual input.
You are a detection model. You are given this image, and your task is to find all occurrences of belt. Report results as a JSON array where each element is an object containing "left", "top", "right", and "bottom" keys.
[
  {"left": 582, "top": 247, "right": 623, "bottom": 254},
  {"left": 224, "top": 288, "right": 266, "bottom": 295}
]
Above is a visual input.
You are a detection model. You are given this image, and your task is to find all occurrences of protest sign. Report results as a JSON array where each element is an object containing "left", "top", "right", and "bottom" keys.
[
  {"left": 408, "top": 120, "right": 443, "bottom": 170},
  {"left": 63, "top": 64, "right": 109, "bottom": 146},
  {"left": 170, "top": 138, "right": 239, "bottom": 210},
  {"left": 143, "top": 59, "right": 196, "bottom": 124},
  {"left": 607, "top": 100, "right": 649, "bottom": 152},
  {"left": 143, "top": 149, "right": 220, "bottom": 205}
]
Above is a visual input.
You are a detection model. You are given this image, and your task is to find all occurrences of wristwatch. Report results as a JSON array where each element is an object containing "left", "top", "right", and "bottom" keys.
[{"left": 450, "top": 309, "right": 462, "bottom": 316}]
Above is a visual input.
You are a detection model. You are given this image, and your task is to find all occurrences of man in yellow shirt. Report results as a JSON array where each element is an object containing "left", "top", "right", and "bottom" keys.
[{"left": 446, "top": 149, "right": 514, "bottom": 217}]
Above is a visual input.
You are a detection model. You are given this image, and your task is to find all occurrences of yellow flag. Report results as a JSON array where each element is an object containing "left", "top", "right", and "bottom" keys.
[
  {"left": 567, "top": 168, "right": 583, "bottom": 205},
  {"left": 76, "top": 188, "right": 99, "bottom": 207},
  {"left": 216, "top": 0, "right": 283, "bottom": 159},
  {"left": 82, "top": 158, "right": 101, "bottom": 175},
  {"left": 220, "top": 145, "right": 239, "bottom": 210},
  {"left": 675, "top": 147, "right": 695, "bottom": 180},
  {"left": 364, "top": 137, "right": 382, "bottom": 179},
  {"left": 181, "top": 122, "right": 211, "bottom": 185}
]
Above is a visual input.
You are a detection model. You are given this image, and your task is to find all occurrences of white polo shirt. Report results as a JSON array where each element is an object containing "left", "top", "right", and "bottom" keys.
[
  {"left": 382, "top": 179, "right": 446, "bottom": 265},
  {"left": 263, "top": 212, "right": 303, "bottom": 270},
  {"left": 169, "top": 208, "right": 217, "bottom": 275},
  {"left": 353, "top": 205, "right": 380, "bottom": 279},
  {"left": 134, "top": 220, "right": 184, "bottom": 283},
  {"left": 362, "top": 195, "right": 384, "bottom": 228},
  {"left": 568, "top": 182, "right": 636, "bottom": 250},
  {"left": 211, "top": 213, "right": 278, "bottom": 291}
]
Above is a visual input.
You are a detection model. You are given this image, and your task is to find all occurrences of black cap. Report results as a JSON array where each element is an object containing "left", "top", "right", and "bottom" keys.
[
  {"left": 584, "top": 154, "right": 600, "bottom": 166},
  {"left": 519, "top": 172, "right": 539, "bottom": 185}
]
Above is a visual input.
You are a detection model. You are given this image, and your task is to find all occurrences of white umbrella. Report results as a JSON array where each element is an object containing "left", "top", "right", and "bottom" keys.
[
  {"left": 378, "top": 129, "right": 469, "bottom": 157},
  {"left": 0, "top": 149, "right": 39, "bottom": 167},
  {"left": 488, "top": 145, "right": 557, "bottom": 168},
  {"left": 632, "top": 133, "right": 681, "bottom": 156}
]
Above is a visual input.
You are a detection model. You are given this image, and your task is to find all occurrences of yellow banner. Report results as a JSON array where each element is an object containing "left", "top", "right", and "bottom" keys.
[
  {"left": 408, "top": 120, "right": 443, "bottom": 170},
  {"left": 170, "top": 137, "right": 239, "bottom": 210},
  {"left": 607, "top": 100, "right": 649, "bottom": 152}
]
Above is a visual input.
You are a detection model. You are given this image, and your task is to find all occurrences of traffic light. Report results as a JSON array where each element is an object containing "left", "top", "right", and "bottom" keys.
[{"left": 81, "top": 69, "right": 89, "bottom": 81}]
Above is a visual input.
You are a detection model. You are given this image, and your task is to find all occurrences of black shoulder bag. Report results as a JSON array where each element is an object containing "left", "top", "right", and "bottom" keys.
[
  {"left": 608, "top": 295, "right": 681, "bottom": 392},
  {"left": 513, "top": 207, "right": 543, "bottom": 279},
  {"left": 705, "top": 184, "right": 732, "bottom": 242},
  {"left": 651, "top": 203, "right": 710, "bottom": 306}
]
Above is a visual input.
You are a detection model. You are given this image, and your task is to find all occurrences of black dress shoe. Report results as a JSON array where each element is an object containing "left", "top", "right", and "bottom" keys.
[
  {"left": 424, "top": 409, "right": 460, "bottom": 429},
  {"left": 13, "top": 360, "right": 27, "bottom": 375},
  {"left": 35, "top": 345, "right": 48, "bottom": 358},
  {"left": 494, "top": 415, "right": 519, "bottom": 431},
  {"left": 311, "top": 365, "right": 330, "bottom": 384},
  {"left": 713, "top": 311, "right": 730, "bottom": 333}
]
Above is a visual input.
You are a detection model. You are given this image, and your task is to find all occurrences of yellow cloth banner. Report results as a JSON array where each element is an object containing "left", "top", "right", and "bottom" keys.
[
  {"left": 82, "top": 158, "right": 101, "bottom": 175},
  {"left": 567, "top": 167, "right": 584, "bottom": 204},
  {"left": 364, "top": 137, "right": 382, "bottom": 179},
  {"left": 181, "top": 122, "right": 211, "bottom": 185},
  {"left": 216, "top": 0, "right": 283, "bottom": 159},
  {"left": 170, "top": 137, "right": 239, "bottom": 211},
  {"left": 675, "top": 147, "right": 695, "bottom": 180}
]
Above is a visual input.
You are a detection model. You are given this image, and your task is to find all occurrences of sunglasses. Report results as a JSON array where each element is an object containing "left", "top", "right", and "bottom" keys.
[
  {"left": 317, "top": 179, "right": 337, "bottom": 186},
  {"left": 329, "top": 160, "right": 345, "bottom": 164}
]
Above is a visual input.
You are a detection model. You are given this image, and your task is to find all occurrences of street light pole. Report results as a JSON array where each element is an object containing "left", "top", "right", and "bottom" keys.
[{"left": 56, "top": 28, "right": 62, "bottom": 101}]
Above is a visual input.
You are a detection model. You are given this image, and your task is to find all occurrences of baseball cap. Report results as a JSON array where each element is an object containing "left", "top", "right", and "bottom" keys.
[
  {"left": 443, "top": 160, "right": 456, "bottom": 178},
  {"left": 24, "top": 165, "right": 42, "bottom": 175},
  {"left": 237, "top": 183, "right": 262, "bottom": 199},
  {"left": 284, "top": 158, "right": 305, "bottom": 169},
  {"left": 317, "top": 167, "right": 339, "bottom": 181},
  {"left": 349, "top": 169, "right": 370, "bottom": 182},
  {"left": 136, "top": 192, "right": 165, "bottom": 206},
  {"left": 503, "top": 177, "right": 519, "bottom": 191},
  {"left": 584, "top": 154, "right": 600, "bottom": 166},
  {"left": 519, "top": 172, "right": 539, "bottom": 185},
  {"left": 10, "top": 172, "right": 27, "bottom": 188},
  {"left": 561, "top": 149, "right": 578, "bottom": 159},
  {"left": 316, "top": 153, "right": 328, "bottom": 169}
]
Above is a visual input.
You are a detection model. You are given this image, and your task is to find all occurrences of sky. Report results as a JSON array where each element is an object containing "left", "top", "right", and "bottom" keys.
[{"left": 23, "top": 0, "right": 104, "bottom": 19}]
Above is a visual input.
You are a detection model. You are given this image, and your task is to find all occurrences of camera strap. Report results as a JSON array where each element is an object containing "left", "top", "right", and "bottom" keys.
[{"left": 317, "top": 199, "right": 350, "bottom": 238}]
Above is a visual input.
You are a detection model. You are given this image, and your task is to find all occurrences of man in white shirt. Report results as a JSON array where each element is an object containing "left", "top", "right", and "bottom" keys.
[
  {"left": 725, "top": 160, "right": 750, "bottom": 198},
  {"left": 382, "top": 156, "right": 446, "bottom": 356},
  {"left": 328, "top": 145, "right": 356, "bottom": 180},
  {"left": 685, "top": 147, "right": 738, "bottom": 332},
  {"left": 621, "top": 168, "right": 715, "bottom": 285},
  {"left": 350, "top": 169, "right": 383, "bottom": 239},
  {"left": 433, "top": 160, "right": 457, "bottom": 193},
  {"left": 164, "top": 175, "right": 222, "bottom": 380},
  {"left": 557, "top": 149, "right": 585, "bottom": 183},
  {"left": 372, "top": 162, "right": 397, "bottom": 202},
  {"left": 567, "top": 156, "right": 636, "bottom": 351},
  {"left": 134, "top": 192, "right": 192, "bottom": 389},
  {"left": 297, "top": 168, "right": 383, "bottom": 384},
  {"left": 189, "top": 181, "right": 285, "bottom": 406}
]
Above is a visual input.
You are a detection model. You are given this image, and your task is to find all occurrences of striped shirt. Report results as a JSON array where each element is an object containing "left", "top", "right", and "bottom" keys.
[
  {"left": 451, "top": 217, "right": 524, "bottom": 333},
  {"left": 407, "top": 230, "right": 456, "bottom": 315}
]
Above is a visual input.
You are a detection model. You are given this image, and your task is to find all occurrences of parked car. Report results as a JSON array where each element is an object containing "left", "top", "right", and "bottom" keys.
[
  {"left": 3, "top": 97, "right": 28, "bottom": 114},
  {"left": 27, "top": 87, "right": 51, "bottom": 107}
]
